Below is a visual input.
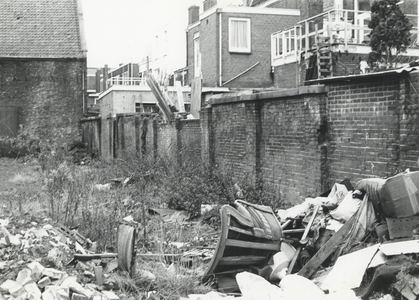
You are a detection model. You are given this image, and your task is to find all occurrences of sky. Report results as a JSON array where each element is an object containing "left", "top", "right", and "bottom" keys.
[{"left": 81, "top": 0, "right": 202, "bottom": 68}]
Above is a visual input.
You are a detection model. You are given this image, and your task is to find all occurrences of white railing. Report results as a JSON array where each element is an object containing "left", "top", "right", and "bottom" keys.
[
  {"left": 271, "top": 26, "right": 301, "bottom": 65},
  {"left": 272, "top": 9, "right": 418, "bottom": 66},
  {"left": 106, "top": 77, "right": 147, "bottom": 88}
]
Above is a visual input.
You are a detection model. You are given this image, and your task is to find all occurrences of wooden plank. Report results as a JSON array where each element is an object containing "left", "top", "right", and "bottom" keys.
[
  {"left": 229, "top": 226, "right": 255, "bottom": 236},
  {"left": 226, "top": 239, "right": 280, "bottom": 251},
  {"left": 146, "top": 74, "right": 174, "bottom": 122},
  {"left": 74, "top": 253, "right": 118, "bottom": 260},
  {"left": 218, "top": 256, "right": 267, "bottom": 266},
  {"left": 297, "top": 213, "right": 357, "bottom": 279}
]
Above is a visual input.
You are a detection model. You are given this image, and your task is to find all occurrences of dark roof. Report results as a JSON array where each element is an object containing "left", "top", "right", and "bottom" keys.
[{"left": 0, "top": 0, "right": 86, "bottom": 59}]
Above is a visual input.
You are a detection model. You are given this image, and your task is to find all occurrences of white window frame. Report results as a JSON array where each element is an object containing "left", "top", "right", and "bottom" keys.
[{"left": 229, "top": 17, "right": 251, "bottom": 53}]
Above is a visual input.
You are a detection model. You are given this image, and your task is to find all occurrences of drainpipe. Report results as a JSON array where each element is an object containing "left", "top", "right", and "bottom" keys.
[{"left": 218, "top": 9, "right": 223, "bottom": 87}]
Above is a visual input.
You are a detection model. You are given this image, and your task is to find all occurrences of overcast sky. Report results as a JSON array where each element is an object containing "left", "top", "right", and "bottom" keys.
[{"left": 81, "top": 0, "right": 201, "bottom": 68}]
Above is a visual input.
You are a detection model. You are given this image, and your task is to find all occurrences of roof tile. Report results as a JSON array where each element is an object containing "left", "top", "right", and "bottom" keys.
[{"left": 0, "top": 0, "right": 86, "bottom": 59}]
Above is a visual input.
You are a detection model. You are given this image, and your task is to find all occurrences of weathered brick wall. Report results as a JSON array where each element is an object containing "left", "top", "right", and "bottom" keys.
[
  {"left": 100, "top": 117, "right": 114, "bottom": 161},
  {"left": 116, "top": 115, "right": 137, "bottom": 158},
  {"left": 399, "top": 73, "right": 419, "bottom": 169},
  {"left": 210, "top": 101, "right": 256, "bottom": 177},
  {"left": 179, "top": 119, "right": 202, "bottom": 162},
  {"left": 157, "top": 122, "right": 178, "bottom": 158},
  {"left": 260, "top": 92, "right": 328, "bottom": 202},
  {"left": 205, "top": 86, "right": 327, "bottom": 204},
  {"left": 81, "top": 117, "right": 101, "bottom": 157},
  {"left": 98, "top": 113, "right": 201, "bottom": 165},
  {"left": 0, "top": 59, "right": 86, "bottom": 145},
  {"left": 326, "top": 72, "right": 419, "bottom": 186}
]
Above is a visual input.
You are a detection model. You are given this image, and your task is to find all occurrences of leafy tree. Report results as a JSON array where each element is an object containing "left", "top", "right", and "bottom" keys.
[{"left": 368, "top": 0, "right": 412, "bottom": 66}]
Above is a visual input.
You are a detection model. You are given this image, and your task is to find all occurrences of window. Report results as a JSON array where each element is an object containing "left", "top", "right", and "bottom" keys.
[{"left": 229, "top": 18, "right": 251, "bottom": 53}]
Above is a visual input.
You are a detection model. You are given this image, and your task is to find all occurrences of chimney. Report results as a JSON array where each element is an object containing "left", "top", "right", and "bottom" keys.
[
  {"left": 188, "top": 5, "right": 200, "bottom": 25},
  {"left": 102, "top": 64, "right": 108, "bottom": 92},
  {"left": 203, "top": 0, "right": 217, "bottom": 11}
]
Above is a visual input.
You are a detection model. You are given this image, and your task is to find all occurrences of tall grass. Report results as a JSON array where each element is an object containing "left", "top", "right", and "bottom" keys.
[{"left": 30, "top": 144, "right": 284, "bottom": 297}]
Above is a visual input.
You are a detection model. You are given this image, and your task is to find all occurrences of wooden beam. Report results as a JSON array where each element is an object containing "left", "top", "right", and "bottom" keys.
[{"left": 297, "top": 213, "right": 357, "bottom": 279}]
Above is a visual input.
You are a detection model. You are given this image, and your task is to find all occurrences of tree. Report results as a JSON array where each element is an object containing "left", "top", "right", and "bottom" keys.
[{"left": 368, "top": 0, "right": 412, "bottom": 66}]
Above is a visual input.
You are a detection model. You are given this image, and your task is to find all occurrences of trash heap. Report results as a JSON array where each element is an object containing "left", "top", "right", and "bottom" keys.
[
  {"left": 189, "top": 169, "right": 419, "bottom": 300},
  {"left": 0, "top": 216, "right": 121, "bottom": 300}
]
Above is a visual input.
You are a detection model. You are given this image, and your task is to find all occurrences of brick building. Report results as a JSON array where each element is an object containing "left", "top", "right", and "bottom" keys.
[
  {"left": 186, "top": 0, "right": 300, "bottom": 88},
  {"left": 271, "top": 0, "right": 419, "bottom": 88},
  {"left": 0, "top": 0, "right": 87, "bottom": 144}
]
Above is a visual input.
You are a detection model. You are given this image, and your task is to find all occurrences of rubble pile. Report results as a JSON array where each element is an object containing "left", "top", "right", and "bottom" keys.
[
  {"left": 0, "top": 216, "right": 121, "bottom": 300},
  {"left": 187, "top": 170, "right": 419, "bottom": 299}
]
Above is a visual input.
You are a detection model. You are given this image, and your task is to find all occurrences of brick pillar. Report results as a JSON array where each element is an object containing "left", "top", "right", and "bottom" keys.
[
  {"left": 200, "top": 107, "right": 214, "bottom": 170},
  {"left": 175, "top": 117, "right": 182, "bottom": 165},
  {"left": 244, "top": 102, "right": 260, "bottom": 186}
]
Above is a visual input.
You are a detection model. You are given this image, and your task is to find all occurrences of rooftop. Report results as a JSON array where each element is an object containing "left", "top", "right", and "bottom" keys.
[{"left": 0, "top": 0, "right": 86, "bottom": 59}]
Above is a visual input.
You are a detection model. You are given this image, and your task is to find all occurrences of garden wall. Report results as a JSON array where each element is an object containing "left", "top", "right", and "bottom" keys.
[
  {"left": 202, "top": 71, "right": 419, "bottom": 205},
  {"left": 83, "top": 71, "right": 419, "bottom": 206},
  {"left": 81, "top": 113, "right": 202, "bottom": 163},
  {"left": 202, "top": 86, "right": 328, "bottom": 204}
]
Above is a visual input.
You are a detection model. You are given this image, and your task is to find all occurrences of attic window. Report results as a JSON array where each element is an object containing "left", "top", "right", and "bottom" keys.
[{"left": 229, "top": 18, "right": 251, "bottom": 53}]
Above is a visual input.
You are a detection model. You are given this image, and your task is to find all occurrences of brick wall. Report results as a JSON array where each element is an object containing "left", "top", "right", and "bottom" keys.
[
  {"left": 98, "top": 114, "right": 201, "bottom": 164},
  {"left": 86, "top": 71, "right": 419, "bottom": 206},
  {"left": 179, "top": 119, "right": 202, "bottom": 161},
  {"left": 201, "top": 72, "right": 419, "bottom": 205},
  {"left": 81, "top": 116, "right": 101, "bottom": 157},
  {"left": 260, "top": 92, "right": 328, "bottom": 201},
  {"left": 204, "top": 86, "right": 327, "bottom": 204},
  {"left": 326, "top": 72, "right": 419, "bottom": 185},
  {"left": 0, "top": 58, "right": 86, "bottom": 146}
]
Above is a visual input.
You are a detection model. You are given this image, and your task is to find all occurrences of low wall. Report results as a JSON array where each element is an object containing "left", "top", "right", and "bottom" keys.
[{"left": 84, "top": 71, "right": 419, "bottom": 206}]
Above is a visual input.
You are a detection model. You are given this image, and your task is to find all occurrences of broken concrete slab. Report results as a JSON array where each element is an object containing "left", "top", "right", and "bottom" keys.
[
  {"left": 71, "top": 293, "right": 89, "bottom": 300},
  {"left": 42, "top": 267, "right": 66, "bottom": 280},
  {"left": 27, "top": 261, "right": 45, "bottom": 282},
  {"left": 9, "top": 284, "right": 25, "bottom": 298},
  {"left": 60, "top": 276, "right": 94, "bottom": 298},
  {"left": 0, "top": 279, "right": 17, "bottom": 293},
  {"left": 37, "top": 277, "right": 52, "bottom": 289},
  {"left": 24, "top": 282, "right": 42, "bottom": 299},
  {"left": 42, "top": 286, "right": 70, "bottom": 300},
  {"left": 16, "top": 268, "right": 34, "bottom": 286}
]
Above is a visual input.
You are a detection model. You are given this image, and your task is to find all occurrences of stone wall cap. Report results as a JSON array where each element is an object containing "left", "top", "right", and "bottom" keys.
[{"left": 209, "top": 85, "right": 326, "bottom": 105}]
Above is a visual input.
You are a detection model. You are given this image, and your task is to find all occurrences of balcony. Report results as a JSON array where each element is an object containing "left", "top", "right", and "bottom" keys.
[
  {"left": 272, "top": 9, "right": 419, "bottom": 67},
  {"left": 106, "top": 77, "right": 147, "bottom": 88}
]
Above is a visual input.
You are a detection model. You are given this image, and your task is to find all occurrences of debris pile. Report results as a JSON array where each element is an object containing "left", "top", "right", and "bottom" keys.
[
  {"left": 192, "top": 170, "right": 419, "bottom": 299},
  {"left": 0, "top": 216, "right": 121, "bottom": 300}
]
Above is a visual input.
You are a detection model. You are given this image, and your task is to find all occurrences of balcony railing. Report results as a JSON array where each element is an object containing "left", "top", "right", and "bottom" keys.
[
  {"left": 272, "top": 9, "right": 419, "bottom": 66},
  {"left": 106, "top": 77, "right": 147, "bottom": 88}
]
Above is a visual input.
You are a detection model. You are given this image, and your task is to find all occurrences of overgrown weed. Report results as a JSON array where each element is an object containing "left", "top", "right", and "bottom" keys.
[{"left": 7, "top": 143, "right": 284, "bottom": 297}]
